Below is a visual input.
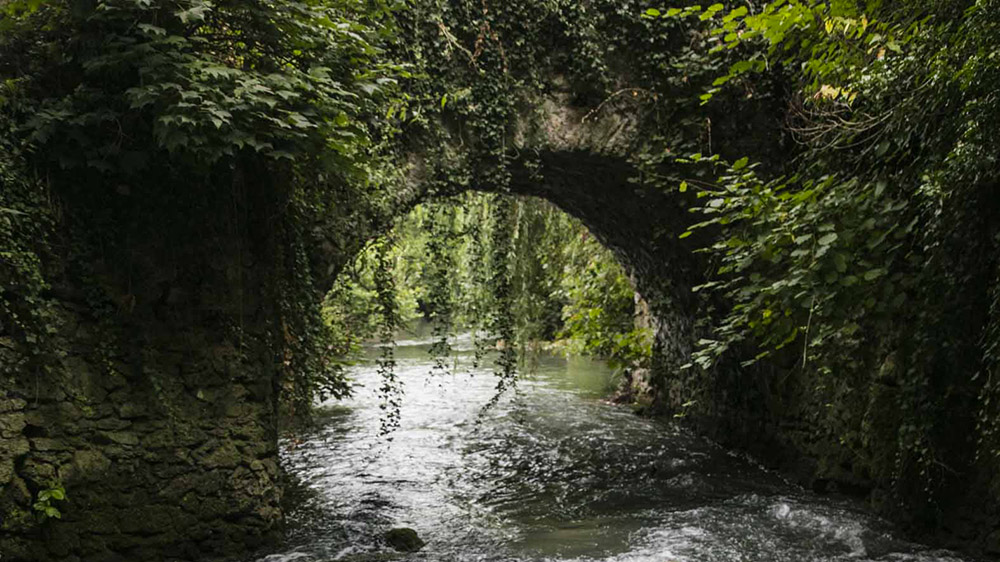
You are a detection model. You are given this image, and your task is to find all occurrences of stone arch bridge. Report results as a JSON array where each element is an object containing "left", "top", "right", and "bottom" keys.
[{"left": 0, "top": 93, "right": 724, "bottom": 561}]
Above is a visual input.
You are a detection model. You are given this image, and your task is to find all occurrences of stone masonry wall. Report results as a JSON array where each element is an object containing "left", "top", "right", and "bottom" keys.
[
  {"left": 0, "top": 174, "right": 286, "bottom": 561},
  {"left": 0, "top": 304, "right": 281, "bottom": 561}
]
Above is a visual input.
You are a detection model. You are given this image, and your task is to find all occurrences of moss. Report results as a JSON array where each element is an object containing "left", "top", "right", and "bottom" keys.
[{"left": 2, "top": 505, "right": 33, "bottom": 531}]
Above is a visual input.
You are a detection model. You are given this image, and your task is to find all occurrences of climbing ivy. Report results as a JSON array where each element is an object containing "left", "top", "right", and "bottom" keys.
[
  {"left": 646, "top": 0, "right": 1000, "bottom": 505},
  {"left": 0, "top": 0, "right": 409, "bottom": 422},
  {"left": 1, "top": 0, "right": 405, "bottom": 173},
  {"left": 0, "top": 146, "right": 54, "bottom": 388},
  {"left": 32, "top": 485, "right": 67, "bottom": 522},
  {"left": 484, "top": 196, "right": 517, "bottom": 400}
]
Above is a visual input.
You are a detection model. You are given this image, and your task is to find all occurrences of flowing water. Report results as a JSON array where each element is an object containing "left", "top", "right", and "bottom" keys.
[{"left": 256, "top": 333, "right": 974, "bottom": 562}]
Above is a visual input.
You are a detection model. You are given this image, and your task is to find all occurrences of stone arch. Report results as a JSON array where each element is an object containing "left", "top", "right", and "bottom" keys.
[
  {"left": 392, "top": 91, "right": 709, "bottom": 386},
  {"left": 502, "top": 148, "right": 701, "bottom": 375},
  {"left": 351, "top": 145, "right": 707, "bottom": 387},
  {"left": 0, "top": 93, "right": 707, "bottom": 561},
  {"left": 308, "top": 89, "right": 710, "bottom": 386}
]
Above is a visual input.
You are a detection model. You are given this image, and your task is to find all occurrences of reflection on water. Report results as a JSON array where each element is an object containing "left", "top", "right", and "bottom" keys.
[{"left": 255, "top": 333, "right": 972, "bottom": 562}]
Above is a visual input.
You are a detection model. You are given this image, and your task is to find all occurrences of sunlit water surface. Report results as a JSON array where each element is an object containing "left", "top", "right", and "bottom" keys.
[{"left": 255, "top": 333, "right": 973, "bottom": 562}]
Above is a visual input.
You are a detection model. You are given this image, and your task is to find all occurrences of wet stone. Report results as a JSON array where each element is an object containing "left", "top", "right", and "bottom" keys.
[{"left": 384, "top": 528, "right": 425, "bottom": 553}]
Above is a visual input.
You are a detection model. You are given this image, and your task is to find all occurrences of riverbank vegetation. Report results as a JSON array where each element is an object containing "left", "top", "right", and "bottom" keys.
[{"left": 322, "top": 192, "right": 653, "bottom": 382}]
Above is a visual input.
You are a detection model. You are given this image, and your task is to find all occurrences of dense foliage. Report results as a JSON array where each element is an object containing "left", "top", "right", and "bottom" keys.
[
  {"left": 324, "top": 193, "right": 652, "bottom": 383},
  {"left": 641, "top": 0, "right": 1000, "bottom": 506},
  {"left": 0, "top": 0, "right": 407, "bottom": 413}
]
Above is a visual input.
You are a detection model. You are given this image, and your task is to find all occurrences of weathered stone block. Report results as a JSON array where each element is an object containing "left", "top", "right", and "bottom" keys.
[
  {"left": 71, "top": 449, "right": 112, "bottom": 481},
  {"left": 116, "top": 401, "right": 148, "bottom": 420},
  {"left": 0, "top": 397, "right": 27, "bottom": 414},
  {"left": 199, "top": 442, "right": 241, "bottom": 469},
  {"left": 99, "top": 431, "right": 140, "bottom": 446},
  {"left": 30, "top": 437, "right": 72, "bottom": 452},
  {"left": 0, "top": 412, "right": 26, "bottom": 438}
]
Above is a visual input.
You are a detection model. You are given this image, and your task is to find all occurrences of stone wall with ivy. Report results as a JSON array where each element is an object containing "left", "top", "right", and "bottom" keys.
[
  {"left": 0, "top": 0, "right": 402, "bottom": 559},
  {"left": 0, "top": 169, "right": 281, "bottom": 559},
  {"left": 631, "top": 3, "right": 1000, "bottom": 556},
  {"left": 0, "top": 152, "right": 405, "bottom": 561}
]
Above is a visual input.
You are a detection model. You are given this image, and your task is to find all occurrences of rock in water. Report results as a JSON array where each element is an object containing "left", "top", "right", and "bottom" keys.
[{"left": 384, "top": 527, "right": 425, "bottom": 552}]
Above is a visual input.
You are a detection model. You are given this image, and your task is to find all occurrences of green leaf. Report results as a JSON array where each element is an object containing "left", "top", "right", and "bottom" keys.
[
  {"left": 679, "top": 181, "right": 688, "bottom": 193},
  {"left": 137, "top": 24, "right": 167, "bottom": 36},
  {"left": 175, "top": 3, "right": 210, "bottom": 24},
  {"left": 733, "top": 157, "right": 749, "bottom": 170},
  {"left": 645, "top": 8, "right": 661, "bottom": 17},
  {"left": 724, "top": 6, "right": 748, "bottom": 21},
  {"left": 875, "top": 180, "right": 887, "bottom": 197},
  {"left": 818, "top": 232, "right": 838, "bottom": 246},
  {"left": 833, "top": 252, "right": 848, "bottom": 273},
  {"left": 840, "top": 275, "right": 858, "bottom": 287},
  {"left": 863, "top": 268, "right": 885, "bottom": 281}
]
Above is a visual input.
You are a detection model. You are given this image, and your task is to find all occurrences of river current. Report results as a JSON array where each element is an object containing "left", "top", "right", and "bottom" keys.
[{"left": 255, "top": 333, "right": 974, "bottom": 562}]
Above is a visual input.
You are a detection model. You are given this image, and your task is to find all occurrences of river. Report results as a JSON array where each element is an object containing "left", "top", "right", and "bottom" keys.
[{"left": 254, "top": 333, "right": 975, "bottom": 562}]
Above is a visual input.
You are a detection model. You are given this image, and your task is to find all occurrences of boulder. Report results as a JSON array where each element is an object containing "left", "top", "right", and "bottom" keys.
[{"left": 384, "top": 527, "right": 425, "bottom": 552}]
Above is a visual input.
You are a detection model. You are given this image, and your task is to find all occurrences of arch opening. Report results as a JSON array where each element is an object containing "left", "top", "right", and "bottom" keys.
[
  {"left": 302, "top": 147, "right": 709, "bottom": 423},
  {"left": 320, "top": 191, "right": 655, "bottom": 411}
]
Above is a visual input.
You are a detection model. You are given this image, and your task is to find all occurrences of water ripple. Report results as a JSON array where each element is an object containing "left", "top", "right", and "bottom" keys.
[{"left": 254, "top": 340, "right": 974, "bottom": 562}]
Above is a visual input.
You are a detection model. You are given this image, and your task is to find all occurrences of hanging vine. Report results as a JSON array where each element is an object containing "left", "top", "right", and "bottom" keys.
[
  {"left": 463, "top": 194, "right": 494, "bottom": 371},
  {"left": 374, "top": 237, "right": 403, "bottom": 437},
  {"left": 424, "top": 201, "right": 457, "bottom": 375},
  {"left": 484, "top": 196, "right": 518, "bottom": 406}
]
